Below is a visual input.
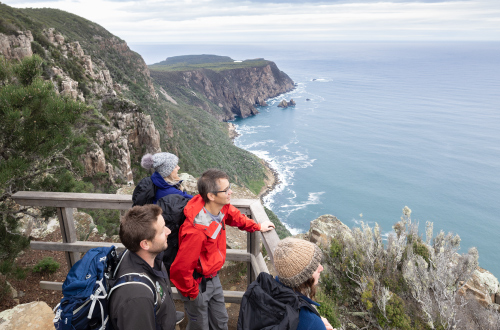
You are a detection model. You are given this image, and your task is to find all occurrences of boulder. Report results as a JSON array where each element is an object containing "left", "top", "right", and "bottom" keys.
[
  {"left": 74, "top": 211, "right": 95, "bottom": 240},
  {"left": 470, "top": 267, "right": 500, "bottom": 295},
  {"left": 307, "top": 214, "right": 353, "bottom": 249},
  {"left": 17, "top": 208, "right": 60, "bottom": 239},
  {"left": 277, "top": 100, "right": 288, "bottom": 108},
  {"left": 0, "top": 301, "right": 55, "bottom": 330},
  {"left": 178, "top": 173, "right": 198, "bottom": 196},
  {"left": 460, "top": 267, "right": 500, "bottom": 305}
]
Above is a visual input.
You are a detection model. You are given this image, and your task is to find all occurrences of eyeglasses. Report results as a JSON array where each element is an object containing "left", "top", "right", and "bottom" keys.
[{"left": 213, "top": 183, "right": 232, "bottom": 195}]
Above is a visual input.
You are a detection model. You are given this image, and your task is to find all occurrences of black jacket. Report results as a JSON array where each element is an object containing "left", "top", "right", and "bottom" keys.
[
  {"left": 156, "top": 194, "right": 189, "bottom": 275},
  {"left": 132, "top": 177, "right": 157, "bottom": 206},
  {"left": 109, "top": 251, "right": 176, "bottom": 330},
  {"left": 237, "top": 272, "right": 319, "bottom": 330}
]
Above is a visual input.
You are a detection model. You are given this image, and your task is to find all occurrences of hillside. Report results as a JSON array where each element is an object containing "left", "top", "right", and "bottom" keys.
[
  {"left": 0, "top": 3, "right": 294, "bottom": 192},
  {"left": 0, "top": 3, "right": 294, "bottom": 271}
]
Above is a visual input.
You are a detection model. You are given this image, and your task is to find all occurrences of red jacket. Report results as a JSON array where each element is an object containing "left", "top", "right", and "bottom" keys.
[{"left": 170, "top": 195, "right": 261, "bottom": 298}]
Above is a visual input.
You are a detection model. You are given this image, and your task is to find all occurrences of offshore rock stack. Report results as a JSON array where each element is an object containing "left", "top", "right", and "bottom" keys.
[{"left": 277, "top": 99, "right": 296, "bottom": 108}]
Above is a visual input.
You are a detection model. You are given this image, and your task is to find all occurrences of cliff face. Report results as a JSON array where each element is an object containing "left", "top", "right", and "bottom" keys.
[
  {"left": 84, "top": 97, "right": 161, "bottom": 185},
  {"left": 150, "top": 61, "right": 295, "bottom": 121}
]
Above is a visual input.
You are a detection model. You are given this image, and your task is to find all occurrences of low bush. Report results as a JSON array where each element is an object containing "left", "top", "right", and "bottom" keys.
[{"left": 33, "top": 257, "right": 60, "bottom": 274}]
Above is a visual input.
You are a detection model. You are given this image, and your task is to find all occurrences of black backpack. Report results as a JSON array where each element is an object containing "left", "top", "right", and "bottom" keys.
[
  {"left": 237, "top": 272, "right": 320, "bottom": 330},
  {"left": 157, "top": 194, "right": 190, "bottom": 275},
  {"left": 132, "top": 177, "right": 157, "bottom": 206}
]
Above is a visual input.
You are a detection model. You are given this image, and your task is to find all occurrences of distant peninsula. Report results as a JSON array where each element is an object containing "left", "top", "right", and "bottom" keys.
[{"left": 149, "top": 54, "right": 295, "bottom": 120}]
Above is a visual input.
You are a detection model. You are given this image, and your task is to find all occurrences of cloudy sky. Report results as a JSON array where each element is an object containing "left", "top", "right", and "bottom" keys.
[{"left": 5, "top": 0, "right": 500, "bottom": 43}]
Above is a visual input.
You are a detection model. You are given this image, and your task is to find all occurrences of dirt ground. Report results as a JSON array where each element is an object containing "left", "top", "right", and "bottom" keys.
[{"left": 0, "top": 231, "right": 249, "bottom": 330}]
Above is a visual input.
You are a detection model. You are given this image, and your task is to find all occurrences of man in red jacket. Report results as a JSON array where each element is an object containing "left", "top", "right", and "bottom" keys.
[{"left": 170, "top": 169, "right": 275, "bottom": 330}]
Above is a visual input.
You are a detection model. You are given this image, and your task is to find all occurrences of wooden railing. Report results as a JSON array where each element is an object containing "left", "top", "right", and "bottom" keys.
[{"left": 12, "top": 191, "right": 280, "bottom": 303}]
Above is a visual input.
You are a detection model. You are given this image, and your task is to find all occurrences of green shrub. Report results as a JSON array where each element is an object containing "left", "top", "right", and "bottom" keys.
[
  {"left": 33, "top": 257, "right": 60, "bottom": 274},
  {"left": 376, "top": 294, "right": 412, "bottom": 330},
  {"left": 264, "top": 206, "right": 291, "bottom": 239},
  {"left": 30, "top": 41, "right": 46, "bottom": 59},
  {"left": 13, "top": 54, "right": 43, "bottom": 86},
  {"left": 82, "top": 209, "right": 120, "bottom": 236},
  {"left": 316, "top": 290, "right": 342, "bottom": 328},
  {"left": 0, "top": 278, "right": 10, "bottom": 302}
]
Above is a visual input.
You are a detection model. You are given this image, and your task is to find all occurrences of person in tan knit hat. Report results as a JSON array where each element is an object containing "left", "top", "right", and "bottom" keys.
[{"left": 273, "top": 238, "right": 335, "bottom": 330}]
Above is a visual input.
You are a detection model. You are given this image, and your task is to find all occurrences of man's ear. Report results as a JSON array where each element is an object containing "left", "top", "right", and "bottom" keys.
[
  {"left": 139, "top": 239, "right": 150, "bottom": 251},
  {"left": 207, "top": 192, "right": 216, "bottom": 202}
]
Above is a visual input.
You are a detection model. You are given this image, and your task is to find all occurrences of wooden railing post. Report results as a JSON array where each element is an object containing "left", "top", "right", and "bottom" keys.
[
  {"left": 247, "top": 232, "right": 257, "bottom": 285},
  {"left": 56, "top": 207, "right": 80, "bottom": 268}
]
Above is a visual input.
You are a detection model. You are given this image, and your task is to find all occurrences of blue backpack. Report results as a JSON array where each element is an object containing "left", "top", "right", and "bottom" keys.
[{"left": 54, "top": 246, "right": 159, "bottom": 330}]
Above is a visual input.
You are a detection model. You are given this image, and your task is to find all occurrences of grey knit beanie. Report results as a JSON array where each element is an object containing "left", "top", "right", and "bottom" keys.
[
  {"left": 274, "top": 238, "right": 323, "bottom": 288},
  {"left": 141, "top": 152, "right": 178, "bottom": 177}
]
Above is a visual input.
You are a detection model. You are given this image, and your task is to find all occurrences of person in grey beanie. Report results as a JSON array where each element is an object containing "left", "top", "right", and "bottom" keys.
[{"left": 141, "top": 152, "right": 193, "bottom": 203}]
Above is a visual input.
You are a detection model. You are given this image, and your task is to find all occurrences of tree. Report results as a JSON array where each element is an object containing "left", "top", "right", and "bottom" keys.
[{"left": 0, "top": 54, "right": 89, "bottom": 263}]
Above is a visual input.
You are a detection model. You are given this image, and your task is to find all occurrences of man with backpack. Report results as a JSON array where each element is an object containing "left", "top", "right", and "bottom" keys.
[
  {"left": 170, "top": 169, "right": 276, "bottom": 330},
  {"left": 109, "top": 204, "right": 181, "bottom": 330}
]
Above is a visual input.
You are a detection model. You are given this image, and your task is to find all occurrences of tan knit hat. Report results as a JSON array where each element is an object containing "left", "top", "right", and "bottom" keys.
[{"left": 274, "top": 238, "right": 323, "bottom": 288}]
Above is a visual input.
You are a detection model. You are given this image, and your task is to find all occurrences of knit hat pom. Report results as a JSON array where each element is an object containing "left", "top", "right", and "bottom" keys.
[{"left": 141, "top": 153, "right": 154, "bottom": 169}]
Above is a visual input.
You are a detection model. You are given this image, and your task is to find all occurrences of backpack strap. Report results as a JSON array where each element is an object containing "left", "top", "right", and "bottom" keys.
[
  {"left": 108, "top": 272, "right": 159, "bottom": 312},
  {"left": 297, "top": 295, "right": 321, "bottom": 317}
]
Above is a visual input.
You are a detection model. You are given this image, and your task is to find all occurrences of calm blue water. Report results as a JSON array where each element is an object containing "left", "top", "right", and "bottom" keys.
[{"left": 131, "top": 42, "right": 500, "bottom": 277}]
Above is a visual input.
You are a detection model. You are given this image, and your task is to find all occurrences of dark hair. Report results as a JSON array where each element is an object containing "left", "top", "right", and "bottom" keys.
[
  {"left": 197, "top": 169, "right": 229, "bottom": 203},
  {"left": 120, "top": 204, "right": 162, "bottom": 252},
  {"left": 292, "top": 277, "right": 317, "bottom": 300}
]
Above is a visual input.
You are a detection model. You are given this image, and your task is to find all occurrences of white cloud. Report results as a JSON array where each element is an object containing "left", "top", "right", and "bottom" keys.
[{"left": 5, "top": 0, "right": 500, "bottom": 42}]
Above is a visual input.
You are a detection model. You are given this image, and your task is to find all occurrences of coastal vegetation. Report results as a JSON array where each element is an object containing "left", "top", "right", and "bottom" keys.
[{"left": 318, "top": 207, "right": 500, "bottom": 329}]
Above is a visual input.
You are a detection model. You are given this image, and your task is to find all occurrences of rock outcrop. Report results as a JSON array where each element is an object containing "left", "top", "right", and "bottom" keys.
[
  {"left": 0, "top": 31, "right": 33, "bottom": 61},
  {"left": 302, "top": 214, "right": 353, "bottom": 249},
  {"left": 0, "top": 301, "right": 55, "bottom": 330},
  {"left": 84, "top": 97, "right": 161, "bottom": 185},
  {"left": 459, "top": 267, "right": 500, "bottom": 310},
  {"left": 277, "top": 99, "right": 296, "bottom": 108},
  {"left": 150, "top": 62, "right": 295, "bottom": 121}
]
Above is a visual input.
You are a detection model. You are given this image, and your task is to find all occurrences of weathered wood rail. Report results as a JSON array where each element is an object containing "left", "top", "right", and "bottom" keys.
[{"left": 12, "top": 191, "right": 280, "bottom": 303}]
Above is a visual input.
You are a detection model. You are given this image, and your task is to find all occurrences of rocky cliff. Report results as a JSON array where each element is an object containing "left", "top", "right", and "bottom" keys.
[
  {"left": 1, "top": 3, "right": 283, "bottom": 191},
  {"left": 150, "top": 57, "right": 295, "bottom": 121}
]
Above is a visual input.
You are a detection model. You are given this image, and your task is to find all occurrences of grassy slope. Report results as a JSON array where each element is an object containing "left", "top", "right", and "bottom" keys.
[{"left": 149, "top": 59, "right": 270, "bottom": 72}]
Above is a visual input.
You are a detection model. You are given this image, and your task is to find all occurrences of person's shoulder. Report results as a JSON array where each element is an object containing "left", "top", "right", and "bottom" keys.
[
  {"left": 297, "top": 307, "right": 325, "bottom": 330},
  {"left": 109, "top": 280, "right": 156, "bottom": 311},
  {"left": 224, "top": 203, "right": 241, "bottom": 214}
]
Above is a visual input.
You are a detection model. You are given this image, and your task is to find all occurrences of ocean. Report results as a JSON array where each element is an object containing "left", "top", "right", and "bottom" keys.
[{"left": 130, "top": 42, "right": 500, "bottom": 278}]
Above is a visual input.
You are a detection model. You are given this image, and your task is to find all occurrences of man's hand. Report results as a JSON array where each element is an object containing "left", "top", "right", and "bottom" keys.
[{"left": 259, "top": 221, "right": 275, "bottom": 232}]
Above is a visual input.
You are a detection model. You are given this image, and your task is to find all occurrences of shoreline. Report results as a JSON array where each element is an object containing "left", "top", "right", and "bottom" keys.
[
  {"left": 227, "top": 122, "right": 279, "bottom": 203},
  {"left": 227, "top": 122, "right": 240, "bottom": 141},
  {"left": 257, "top": 159, "right": 280, "bottom": 203}
]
